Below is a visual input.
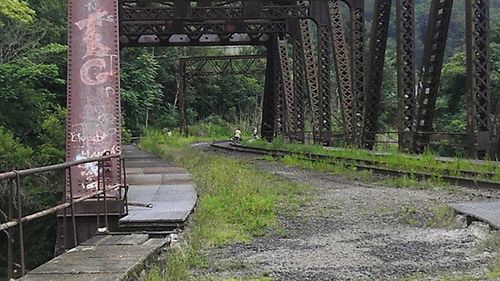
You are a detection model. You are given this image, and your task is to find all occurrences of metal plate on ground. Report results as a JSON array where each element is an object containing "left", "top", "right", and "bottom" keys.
[
  {"left": 120, "top": 145, "right": 197, "bottom": 227},
  {"left": 449, "top": 201, "right": 500, "bottom": 229},
  {"left": 120, "top": 184, "right": 197, "bottom": 224}
]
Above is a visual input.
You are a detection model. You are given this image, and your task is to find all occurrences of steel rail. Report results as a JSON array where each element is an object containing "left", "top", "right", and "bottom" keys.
[{"left": 211, "top": 142, "right": 500, "bottom": 190}]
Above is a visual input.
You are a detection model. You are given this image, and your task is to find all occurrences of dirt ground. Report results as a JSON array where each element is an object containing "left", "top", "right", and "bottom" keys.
[{"left": 194, "top": 150, "right": 500, "bottom": 281}]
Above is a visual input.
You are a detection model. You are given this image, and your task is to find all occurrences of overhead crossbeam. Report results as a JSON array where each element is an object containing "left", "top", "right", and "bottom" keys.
[
  {"left": 413, "top": 0, "right": 454, "bottom": 153},
  {"left": 466, "top": 0, "right": 492, "bottom": 158},
  {"left": 182, "top": 55, "right": 267, "bottom": 77},
  {"left": 177, "top": 54, "right": 267, "bottom": 136},
  {"left": 396, "top": 0, "right": 417, "bottom": 151},
  {"left": 119, "top": 0, "right": 312, "bottom": 47}
]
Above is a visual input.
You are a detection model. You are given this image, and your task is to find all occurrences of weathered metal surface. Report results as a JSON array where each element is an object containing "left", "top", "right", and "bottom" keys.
[
  {"left": 314, "top": 0, "right": 333, "bottom": 145},
  {"left": 67, "top": 0, "right": 121, "bottom": 197},
  {"left": 396, "top": 0, "right": 416, "bottom": 151},
  {"left": 119, "top": 184, "right": 197, "bottom": 224},
  {"left": 328, "top": 1, "right": 353, "bottom": 142},
  {"left": 363, "top": 0, "right": 392, "bottom": 149},
  {"left": 119, "top": 1, "right": 310, "bottom": 47},
  {"left": 413, "top": 0, "right": 454, "bottom": 153},
  {"left": 21, "top": 236, "right": 167, "bottom": 281},
  {"left": 119, "top": 145, "right": 197, "bottom": 227},
  {"left": 277, "top": 37, "right": 295, "bottom": 136},
  {"left": 351, "top": 3, "right": 366, "bottom": 146},
  {"left": 450, "top": 202, "right": 500, "bottom": 229},
  {"left": 262, "top": 36, "right": 279, "bottom": 141},
  {"left": 466, "top": 0, "right": 492, "bottom": 158},
  {"left": 299, "top": 19, "right": 322, "bottom": 143},
  {"left": 290, "top": 20, "right": 306, "bottom": 142}
]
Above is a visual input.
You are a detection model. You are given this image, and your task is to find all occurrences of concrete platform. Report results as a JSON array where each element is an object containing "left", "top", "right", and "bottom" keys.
[
  {"left": 119, "top": 145, "right": 197, "bottom": 229},
  {"left": 449, "top": 201, "right": 500, "bottom": 229},
  {"left": 21, "top": 234, "right": 168, "bottom": 281}
]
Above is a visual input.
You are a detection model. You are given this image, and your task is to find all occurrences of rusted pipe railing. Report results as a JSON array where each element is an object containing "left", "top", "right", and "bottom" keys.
[
  {"left": 0, "top": 153, "right": 124, "bottom": 279},
  {"left": 0, "top": 184, "right": 122, "bottom": 231},
  {"left": 0, "top": 154, "right": 120, "bottom": 181}
]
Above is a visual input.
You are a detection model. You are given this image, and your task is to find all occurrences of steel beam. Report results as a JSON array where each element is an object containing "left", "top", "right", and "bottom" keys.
[
  {"left": 67, "top": 0, "right": 122, "bottom": 197},
  {"left": 291, "top": 21, "right": 306, "bottom": 143},
  {"left": 396, "top": 0, "right": 416, "bottom": 151},
  {"left": 277, "top": 37, "right": 295, "bottom": 137},
  {"left": 363, "top": 0, "right": 392, "bottom": 149},
  {"left": 182, "top": 55, "right": 267, "bottom": 77},
  {"left": 262, "top": 37, "right": 279, "bottom": 141},
  {"left": 350, "top": 3, "right": 365, "bottom": 146},
  {"left": 177, "top": 54, "right": 266, "bottom": 136},
  {"left": 328, "top": 0, "right": 354, "bottom": 143},
  {"left": 299, "top": 19, "right": 322, "bottom": 143},
  {"left": 413, "top": 0, "right": 453, "bottom": 153},
  {"left": 318, "top": 25, "right": 333, "bottom": 145},
  {"left": 466, "top": 0, "right": 492, "bottom": 158}
]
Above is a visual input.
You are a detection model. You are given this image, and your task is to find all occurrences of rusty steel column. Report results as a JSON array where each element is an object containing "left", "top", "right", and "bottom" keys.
[
  {"left": 350, "top": 2, "right": 365, "bottom": 146},
  {"left": 328, "top": 0, "right": 353, "bottom": 143},
  {"left": 466, "top": 0, "right": 492, "bottom": 159},
  {"left": 67, "top": 0, "right": 121, "bottom": 196},
  {"left": 261, "top": 37, "right": 278, "bottom": 141},
  {"left": 299, "top": 19, "right": 322, "bottom": 143},
  {"left": 273, "top": 39, "right": 286, "bottom": 135},
  {"left": 314, "top": 0, "right": 334, "bottom": 145},
  {"left": 396, "top": 0, "right": 416, "bottom": 151},
  {"left": 413, "top": 0, "right": 453, "bottom": 153},
  {"left": 363, "top": 0, "right": 392, "bottom": 149},
  {"left": 291, "top": 21, "right": 307, "bottom": 143},
  {"left": 277, "top": 37, "right": 295, "bottom": 138}
]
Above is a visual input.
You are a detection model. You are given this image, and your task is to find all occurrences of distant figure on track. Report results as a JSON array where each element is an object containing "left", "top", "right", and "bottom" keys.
[
  {"left": 251, "top": 127, "right": 259, "bottom": 142},
  {"left": 232, "top": 128, "right": 242, "bottom": 143}
]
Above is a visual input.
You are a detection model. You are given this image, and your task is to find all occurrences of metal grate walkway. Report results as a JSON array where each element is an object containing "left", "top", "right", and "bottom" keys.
[{"left": 449, "top": 201, "right": 500, "bottom": 229}]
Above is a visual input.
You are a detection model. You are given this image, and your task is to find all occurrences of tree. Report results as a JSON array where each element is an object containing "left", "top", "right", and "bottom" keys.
[{"left": 0, "top": 0, "right": 34, "bottom": 27}]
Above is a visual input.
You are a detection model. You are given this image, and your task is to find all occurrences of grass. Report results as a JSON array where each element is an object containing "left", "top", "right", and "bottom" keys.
[
  {"left": 428, "top": 206, "right": 459, "bottom": 229},
  {"left": 243, "top": 139, "right": 500, "bottom": 182},
  {"left": 140, "top": 131, "right": 310, "bottom": 280}
]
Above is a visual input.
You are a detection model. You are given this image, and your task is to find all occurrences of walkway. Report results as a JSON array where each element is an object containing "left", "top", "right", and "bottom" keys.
[{"left": 21, "top": 145, "right": 197, "bottom": 280}]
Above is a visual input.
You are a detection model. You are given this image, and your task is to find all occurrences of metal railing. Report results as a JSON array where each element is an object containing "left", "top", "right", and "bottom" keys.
[{"left": 0, "top": 153, "right": 128, "bottom": 279}]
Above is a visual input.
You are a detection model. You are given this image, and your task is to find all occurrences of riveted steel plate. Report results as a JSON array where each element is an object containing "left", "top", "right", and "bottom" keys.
[{"left": 67, "top": 0, "right": 121, "bottom": 197}]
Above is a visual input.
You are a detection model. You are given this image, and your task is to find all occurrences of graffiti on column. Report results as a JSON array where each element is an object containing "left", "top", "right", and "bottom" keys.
[{"left": 68, "top": 0, "right": 120, "bottom": 193}]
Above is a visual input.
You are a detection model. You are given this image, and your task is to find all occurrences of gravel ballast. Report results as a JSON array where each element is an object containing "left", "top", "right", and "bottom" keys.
[{"left": 194, "top": 152, "right": 500, "bottom": 281}]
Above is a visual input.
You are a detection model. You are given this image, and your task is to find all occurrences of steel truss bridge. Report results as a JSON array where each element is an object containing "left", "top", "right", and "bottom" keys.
[{"left": 0, "top": 1, "right": 490, "bottom": 276}]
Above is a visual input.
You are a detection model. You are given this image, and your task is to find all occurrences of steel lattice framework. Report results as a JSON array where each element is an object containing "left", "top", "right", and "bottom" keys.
[
  {"left": 64, "top": 0, "right": 499, "bottom": 251},
  {"left": 178, "top": 54, "right": 267, "bottom": 136}
]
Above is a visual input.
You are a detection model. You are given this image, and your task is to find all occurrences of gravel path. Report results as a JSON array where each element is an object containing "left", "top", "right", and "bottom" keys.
[{"left": 195, "top": 152, "right": 500, "bottom": 281}]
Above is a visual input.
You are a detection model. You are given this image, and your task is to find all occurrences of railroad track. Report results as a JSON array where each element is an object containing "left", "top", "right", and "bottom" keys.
[{"left": 211, "top": 141, "right": 500, "bottom": 190}]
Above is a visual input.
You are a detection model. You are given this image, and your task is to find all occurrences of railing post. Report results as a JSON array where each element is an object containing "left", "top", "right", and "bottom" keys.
[
  {"left": 15, "top": 172, "right": 26, "bottom": 276},
  {"left": 102, "top": 158, "right": 109, "bottom": 232},
  {"left": 96, "top": 161, "right": 101, "bottom": 230},
  {"left": 67, "top": 166, "right": 78, "bottom": 247},
  {"left": 62, "top": 169, "right": 67, "bottom": 251},
  {"left": 8, "top": 179, "right": 14, "bottom": 279}
]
